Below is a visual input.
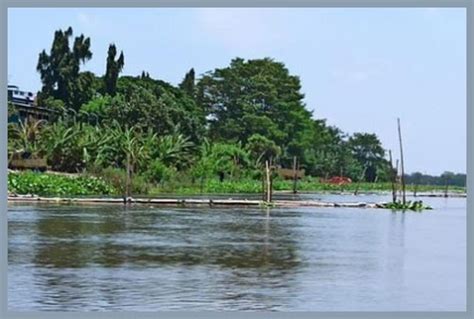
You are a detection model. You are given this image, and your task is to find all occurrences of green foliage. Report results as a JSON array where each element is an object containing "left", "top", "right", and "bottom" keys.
[
  {"left": 104, "top": 44, "right": 124, "bottom": 96},
  {"left": 8, "top": 171, "right": 115, "bottom": 196},
  {"left": 179, "top": 68, "right": 195, "bottom": 97},
  {"left": 39, "top": 118, "right": 83, "bottom": 172},
  {"left": 382, "top": 200, "right": 433, "bottom": 212},
  {"left": 36, "top": 26, "right": 93, "bottom": 110},
  {"left": 405, "top": 171, "right": 466, "bottom": 187},
  {"left": 19, "top": 27, "right": 457, "bottom": 197},
  {"left": 101, "top": 76, "right": 206, "bottom": 144},
  {"left": 347, "top": 133, "right": 387, "bottom": 182},
  {"left": 8, "top": 117, "right": 46, "bottom": 157},
  {"left": 197, "top": 58, "right": 310, "bottom": 149},
  {"left": 144, "top": 159, "right": 176, "bottom": 184},
  {"left": 40, "top": 96, "right": 66, "bottom": 114},
  {"left": 192, "top": 141, "right": 251, "bottom": 180},
  {"left": 8, "top": 102, "right": 18, "bottom": 120},
  {"left": 97, "top": 167, "right": 150, "bottom": 195},
  {"left": 246, "top": 134, "right": 281, "bottom": 166}
]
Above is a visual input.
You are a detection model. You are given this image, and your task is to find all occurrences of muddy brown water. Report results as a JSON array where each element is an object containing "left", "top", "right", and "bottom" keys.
[{"left": 8, "top": 194, "right": 466, "bottom": 311}]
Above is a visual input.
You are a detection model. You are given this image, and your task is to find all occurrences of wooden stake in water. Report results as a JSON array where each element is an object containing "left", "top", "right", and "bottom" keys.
[
  {"left": 444, "top": 175, "right": 449, "bottom": 198},
  {"left": 397, "top": 118, "right": 406, "bottom": 205},
  {"left": 265, "top": 160, "right": 271, "bottom": 203},
  {"left": 395, "top": 159, "right": 400, "bottom": 198},
  {"left": 125, "top": 153, "right": 131, "bottom": 202},
  {"left": 389, "top": 150, "right": 397, "bottom": 203},
  {"left": 269, "top": 157, "right": 274, "bottom": 202},
  {"left": 292, "top": 156, "right": 298, "bottom": 194}
]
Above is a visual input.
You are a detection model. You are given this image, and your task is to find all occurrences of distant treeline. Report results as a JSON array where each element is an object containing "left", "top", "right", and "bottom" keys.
[{"left": 404, "top": 172, "right": 466, "bottom": 187}]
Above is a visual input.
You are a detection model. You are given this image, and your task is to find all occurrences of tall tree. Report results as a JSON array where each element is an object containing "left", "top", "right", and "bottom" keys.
[
  {"left": 196, "top": 57, "right": 313, "bottom": 166},
  {"left": 179, "top": 68, "right": 195, "bottom": 97},
  {"left": 104, "top": 44, "right": 125, "bottom": 96},
  {"left": 36, "top": 27, "right": 92, "bottom": 110},
  {"left": 347, "top": 133, "right": 386, "bottom": 182}
]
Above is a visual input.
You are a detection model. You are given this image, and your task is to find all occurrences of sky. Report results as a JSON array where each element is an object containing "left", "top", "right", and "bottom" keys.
[{"left": 7, "top": 8, "right": 466, "bottom": 175}]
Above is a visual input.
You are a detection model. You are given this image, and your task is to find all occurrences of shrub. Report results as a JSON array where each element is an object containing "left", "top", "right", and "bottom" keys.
[{"left": 97, "top": 167, "right": 150, "bottom": 195}]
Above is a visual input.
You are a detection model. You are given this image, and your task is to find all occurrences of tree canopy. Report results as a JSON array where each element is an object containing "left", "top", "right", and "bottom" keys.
[
  {"left": 36, "top": 27, "right": 93, "bottom": 111},
  {"left": 27, "top": 26, "right": 396, "bottom": 182}
]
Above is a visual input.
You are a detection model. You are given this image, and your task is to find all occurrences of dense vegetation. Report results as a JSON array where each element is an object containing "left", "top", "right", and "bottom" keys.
[
  {"left": 8, "top": 171, "right": 115, "bottom": 196},
  {"left": 7, "top": 27, "right": 464, "bottom": 196}
]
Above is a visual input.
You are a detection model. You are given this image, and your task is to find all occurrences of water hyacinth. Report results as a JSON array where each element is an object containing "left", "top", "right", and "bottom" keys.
[{"left": 8, "top": 171, "right": 116, "bottom": 196}]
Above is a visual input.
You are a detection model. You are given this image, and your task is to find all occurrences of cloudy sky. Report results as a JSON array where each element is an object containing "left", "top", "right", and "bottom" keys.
[{"left": 8, "top": 8, "right": 466, "bottom": 175}]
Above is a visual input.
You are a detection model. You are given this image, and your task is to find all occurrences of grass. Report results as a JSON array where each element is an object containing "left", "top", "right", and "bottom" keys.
[
  {"left": 8, "top": 171, "right": 465, "bottom": 197},
  {"left": 149, "top": 177, "right": 466, "bottom": 195}
]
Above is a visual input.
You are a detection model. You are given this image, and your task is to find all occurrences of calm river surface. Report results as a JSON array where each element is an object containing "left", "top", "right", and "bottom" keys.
[{"left": 8, "top": 194, "right": 466, "bottom": 311}]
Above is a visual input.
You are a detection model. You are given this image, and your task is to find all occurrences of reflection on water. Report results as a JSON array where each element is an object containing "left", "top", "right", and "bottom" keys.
[{"left": 8, "top": 195, "right": 466, "bottom": 311}]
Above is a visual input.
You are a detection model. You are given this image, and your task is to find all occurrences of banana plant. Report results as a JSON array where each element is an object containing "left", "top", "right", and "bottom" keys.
[{"left": 9, "top": 117, "right": 46, "bottom": 158}]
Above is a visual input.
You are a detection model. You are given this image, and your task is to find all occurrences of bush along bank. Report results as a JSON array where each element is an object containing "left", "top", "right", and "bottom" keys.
[
  {"left": 8, "top": 171, "right": 116, "bottom": 196},
  {"left": 7, "top": 170, "right": 465, "bottom": 198}
]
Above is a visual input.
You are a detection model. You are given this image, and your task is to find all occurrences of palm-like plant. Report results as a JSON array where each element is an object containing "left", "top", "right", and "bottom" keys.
[
  {"left": 155, "top": 133, "right": 194, "bottom": 169},
  {"left": 77, "top": 124, "right": 114, "bottom": 171},
  {"left": 9, "top": 117, "right": 46, "bottom": 157},
  {"left": 40, "top": 118, "right": 80, "bottom": 171},
  {"left": 108, "top": 122, "right": 147, "bottom": 196}
]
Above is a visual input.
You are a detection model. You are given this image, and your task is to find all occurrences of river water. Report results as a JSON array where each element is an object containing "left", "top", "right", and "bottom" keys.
[{"left": 8, "top": 194, "right": 466, "bottom": 311}]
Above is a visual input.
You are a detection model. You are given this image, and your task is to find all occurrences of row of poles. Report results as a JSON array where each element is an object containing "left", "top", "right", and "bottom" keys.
[
  {"left": 388, "top": 118, "right": 407, "bottom": 205},
  {"left": 263, "top": 118, "right": 409, "bottom": 204}
]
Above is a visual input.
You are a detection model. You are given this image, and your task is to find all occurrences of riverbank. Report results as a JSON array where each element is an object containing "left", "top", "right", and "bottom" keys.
[
  {"left": 8, "top": 171, "right": 466, "bottom": 198},
  {"left": 7, "top": 193, "right": 391, "bottom": 209}
]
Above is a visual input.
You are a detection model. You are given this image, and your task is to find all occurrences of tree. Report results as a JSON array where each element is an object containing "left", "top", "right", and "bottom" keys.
[
  {"left": 36, "top": 27, "right": 93, "bottom": 110},
  {"left": 347, "top": 133, "right": 386, "bottom": 182},
  {"left": 8, "top": 102, "right": 18, "bottom": 122},
  {"left": 179, "top": 68, "right": 195, "bottom": 97},
  {"left": 246, "top": 134, "right": 281, "bottom": 167},
  {"left": 102, "top": 75, "right": 206, "bottom": 144},
  {"left": 104, "top": 44, "right": 125, "bottom": 96},
  {"left": 196, "top": 57, "right": 313, "bottom": 163}
]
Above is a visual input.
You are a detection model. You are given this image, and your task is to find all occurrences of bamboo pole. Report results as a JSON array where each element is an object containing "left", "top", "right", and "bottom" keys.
[
  {"left": 389, "top": 150, "right": 397, "bottom": 203},
  {"left": 125, "top": 153, "right": 131, "bottom": 202},
  {"left": 397, "top": 118, "right": 406, "bottom": 205},
  {"left": 269, "top": 157, "right": 274, "bottom": 202},
  {"left": 444, "top": 175, "right": 449, "bottom": 198},
  {"left": 292, "top": 156, "right": 298, "bottom": 194},
  {"left": 265, "top": 160, "right": 271, "bottom": 203},
  {"left": 395, "top": 159, "right": 400, "bottom": 198}
]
